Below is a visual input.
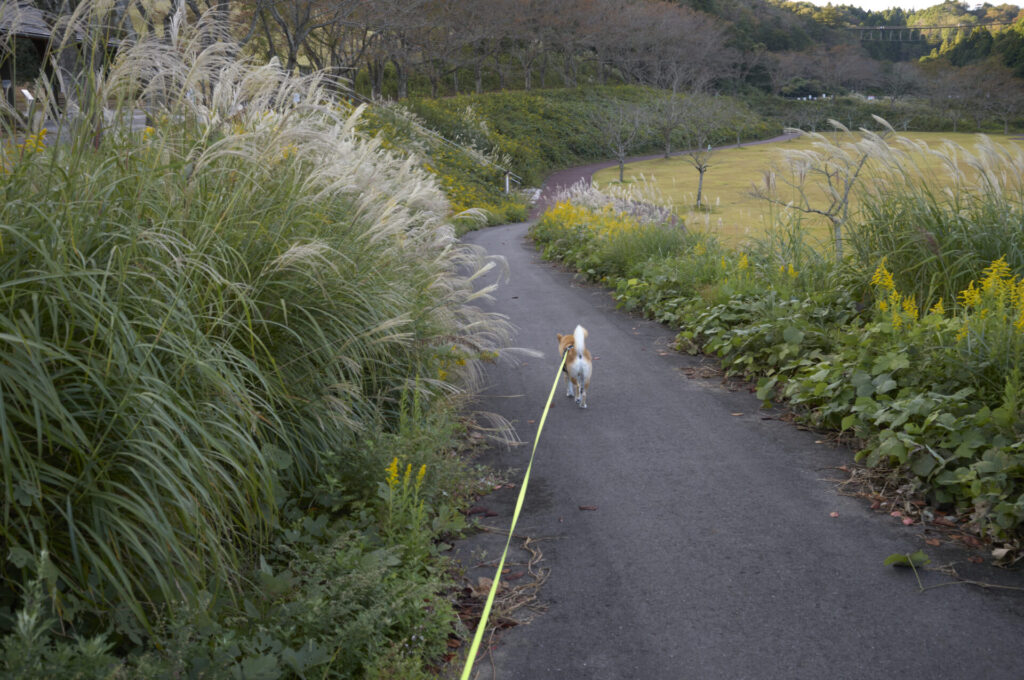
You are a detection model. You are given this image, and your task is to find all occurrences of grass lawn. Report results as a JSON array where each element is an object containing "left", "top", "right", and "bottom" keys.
[{"left": 593, "top": 131, "right": 1024, "bottom": 247}]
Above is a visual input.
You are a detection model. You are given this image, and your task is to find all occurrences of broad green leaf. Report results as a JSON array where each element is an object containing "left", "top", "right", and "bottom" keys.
[
  {"left": 884, "top": 550, "right": 930, "bottom": 568},
  {"left": 783, "top": 326, "right": 804, "bottom": 345}
]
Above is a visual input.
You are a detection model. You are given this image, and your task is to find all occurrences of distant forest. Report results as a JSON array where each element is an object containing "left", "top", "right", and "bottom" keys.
[{"left": 13, "top": 0, "right": 1024, "bottom": 101}]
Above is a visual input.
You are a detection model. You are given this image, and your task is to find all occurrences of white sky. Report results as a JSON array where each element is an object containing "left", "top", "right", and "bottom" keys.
[{"left": 802, "top": 1, "right": 953, "bottom": 10}]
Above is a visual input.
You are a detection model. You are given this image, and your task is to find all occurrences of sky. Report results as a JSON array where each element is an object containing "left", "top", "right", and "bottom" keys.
[{"left": 802, "top": 1, "right": 950, "bottom": 10}]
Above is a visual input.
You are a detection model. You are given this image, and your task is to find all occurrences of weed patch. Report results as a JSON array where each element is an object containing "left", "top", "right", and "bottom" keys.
[{"left": 533, "top": 132, "right": 1024, "bottom": 545}]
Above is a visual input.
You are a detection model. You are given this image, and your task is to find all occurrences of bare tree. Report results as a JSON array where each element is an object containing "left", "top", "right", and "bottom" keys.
[
  {"left": 752, "top": 119, "right": 893, "bottom": 261},
  {"left": 607, "top": 1, "right": 735, "bottom": 94},
  {"left": 923, "top": 64, "right": 970, "bottom": 132},
  {"left": 879, "top": 61, "right": 922, "bottom": 104},
  {"left": 650, "top": 91, "right": 687, "bottom": 159},
  {"left": 589, "top": 99, "right": 649, "bottom": 183},
  {"left": 811, "top": 44, "right": 880, "bottom": 95},
  {"left": 985, "top": 66, "right": 1024, "bottom": 134},
  {"left": 764, "top": 51, "right": 813, "bottom": 96},
  {"left": 677, "top": 94, "right": 730, "bottom": 208}
]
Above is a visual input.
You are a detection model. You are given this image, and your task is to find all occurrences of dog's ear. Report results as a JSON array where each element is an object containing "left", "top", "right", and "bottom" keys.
[
  {"left": 583, "top": 328, "right": 589, "bottom": 339},
  {"left": 556, "top": 333, "right": 564, "bottom": 342}
]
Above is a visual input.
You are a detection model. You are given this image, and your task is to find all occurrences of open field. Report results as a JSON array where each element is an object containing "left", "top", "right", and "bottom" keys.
[{"left": 593, "top": 132, "right": 1024, "bottom": 246}]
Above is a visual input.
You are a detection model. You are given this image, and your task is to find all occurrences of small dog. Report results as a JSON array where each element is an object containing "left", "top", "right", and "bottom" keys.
[{"left": 556, "top": 324, "right": 592, "bottom": 409}]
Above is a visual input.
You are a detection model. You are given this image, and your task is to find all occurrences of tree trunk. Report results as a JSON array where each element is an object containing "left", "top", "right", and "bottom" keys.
[
  {"left": 395, "top": 59, "right": 408, "bottom": 99},
  {"left": 619, "top": 159, "right": 625, "bottom": 183},
  {"left": 696, "top": 169, "right": 705, "bottom": 208},
  {"left": 370, "top": 58, "right": 384, "bottom": 99}
]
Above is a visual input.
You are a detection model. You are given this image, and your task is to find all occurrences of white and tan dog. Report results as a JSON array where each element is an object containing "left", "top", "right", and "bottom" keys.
[{"left": 557, "top": 324, "right": 592, "bottom": 409}]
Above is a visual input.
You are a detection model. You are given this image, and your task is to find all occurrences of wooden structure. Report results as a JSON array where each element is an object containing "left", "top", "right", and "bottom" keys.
[{"left": 0, "top": 2, "right": 77, "bottom": 116}]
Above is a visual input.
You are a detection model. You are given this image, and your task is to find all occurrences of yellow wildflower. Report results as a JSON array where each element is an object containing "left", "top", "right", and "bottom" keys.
[
  {"left": 959, "top": 281, "right": 981, "bottom": 308},
  {"left": 930, "top": 298, "right": 945, "bottom": 316},
  {"left": 738, "top": 253, "right": 749, "bottom": 270},
  {"left": 416, "top": 464, "right": 426, "bottom": 487},
  {"left": 901, "top": 294, "right": 918, "bottom": 321},
  {"left": 980, "top": 257, "right": 1011, "bottom": 292},
  {"left": 870, "top": 259, "right": 895, "bottom": 291},
  {"left": 386, "top": 457, "right": 399, "bottom": 489}
]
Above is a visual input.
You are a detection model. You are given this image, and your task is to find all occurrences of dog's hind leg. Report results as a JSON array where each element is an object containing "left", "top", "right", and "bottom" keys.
[{"left": 565, "top": 374, "right": 575, "bottom": 398}]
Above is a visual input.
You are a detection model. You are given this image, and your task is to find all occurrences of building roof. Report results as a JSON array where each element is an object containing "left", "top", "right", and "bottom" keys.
[{"left": 0, "top": 3, "right": 53, "bottom": 41}]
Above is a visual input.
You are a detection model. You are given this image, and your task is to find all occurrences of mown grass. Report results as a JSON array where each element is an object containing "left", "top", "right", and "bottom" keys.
[
  {"left": 0, "top": 4, "right": 510, "bottom": 677},
  {"left": 593, "top": 131, "right": 1024, "bottom": 246}
]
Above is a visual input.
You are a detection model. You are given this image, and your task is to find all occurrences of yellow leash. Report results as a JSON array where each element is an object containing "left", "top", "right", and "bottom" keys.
[{"left": 459, "top": 349, "right": 568, "bottom": 680}]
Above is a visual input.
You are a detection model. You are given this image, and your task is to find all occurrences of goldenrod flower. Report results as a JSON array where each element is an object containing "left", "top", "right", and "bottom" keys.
[
  {"left": 386, "top": 457, "right": 399, "bottom": 488},
  {"left": 930, "top": 298, "right": 945, "bottom": 316},
  {"left": 901, "top": 295, "right": 918, "bottom": 321},
  {"left": 871, "top": 259, "right": 895, "bottom": 291},
  {"left": 959, "top": 281, "right": 981, "bottom": 308}
]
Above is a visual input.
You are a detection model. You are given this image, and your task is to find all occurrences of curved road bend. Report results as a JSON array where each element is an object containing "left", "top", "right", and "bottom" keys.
[{"left": 458, "top": 216, "right": 1024, "bottom": 678}]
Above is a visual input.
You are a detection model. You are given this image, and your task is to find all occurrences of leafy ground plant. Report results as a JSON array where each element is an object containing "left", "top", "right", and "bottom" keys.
[{"left": 533, "top": 155, "right": 1024, "bottom": 544}]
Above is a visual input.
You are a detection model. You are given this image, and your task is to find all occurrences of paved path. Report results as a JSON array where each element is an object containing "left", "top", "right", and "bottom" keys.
[{"left": 457, "top": 219, "right": 1024, "bottom": 679}]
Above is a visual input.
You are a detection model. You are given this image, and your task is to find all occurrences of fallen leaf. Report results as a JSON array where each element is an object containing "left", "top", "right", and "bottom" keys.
[
  {"left": 731, "top": 412, "right": 743, "bottom": 416},
  {"left": 466, "top": 506, "right": 489, "bottom": 516},
  {"left": 902, "top": 517, "right": 915, "bottom": 526},
  {"left": 830, "top": 512, "right": 840, "bottom": 518},
  {"left": 992, "top": 547, "right": 1011, "bottom": 560},
  {"left": 527, "top": 420, "right": 536, "bottom": 424},
  {"left": 470, "top": 577, "right": 503, "bottom": 598},
  {"left": 884, "top": 550, "right": 931, "bottom": 568},
  {"left": 447, "top": 639, "right": 462, "bottom": 649},
  {"left": 925, "top": 538, "right": 941, "bottom": 547},
  {"left": 505, "top": 570, "right": 526, "bottom": 581},
  {"left": 968, "top": 555, "right": 984, "bottom": 564},
  {"left": 890, "top": 510, "right": 903, "bottom": 518},
  {"left": 870, "top": 501, "right": 882, "bottom": 510},
  {"left": 578, "top": 505, "right": 598, "bottom": 511},
  {"left": 932, "top": 517, "right": 956, "bottom": 527},
  {"left": 962, "top": 535, "right": 982, "bottom": 548}
]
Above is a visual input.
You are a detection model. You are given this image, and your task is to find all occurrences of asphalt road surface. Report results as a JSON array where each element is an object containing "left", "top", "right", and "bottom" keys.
[{"left": 458, "top": 221, "right": 1024, "bottom": 680}]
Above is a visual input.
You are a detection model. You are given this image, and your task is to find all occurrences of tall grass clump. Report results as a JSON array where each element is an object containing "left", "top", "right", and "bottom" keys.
[
  {"left": 530, "top": 179, "right": 693, "bottom": 280},
  {"left": 824, "top": 128, "right": 1024, "bottom": 308},
  {"left": 0, "top": 2, "right": 510, "bottom": 647}
]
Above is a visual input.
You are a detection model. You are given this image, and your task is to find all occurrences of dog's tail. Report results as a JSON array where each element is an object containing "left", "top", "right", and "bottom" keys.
[{"left": 573, "top": 324, "right": 587, "bottom": 354}]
